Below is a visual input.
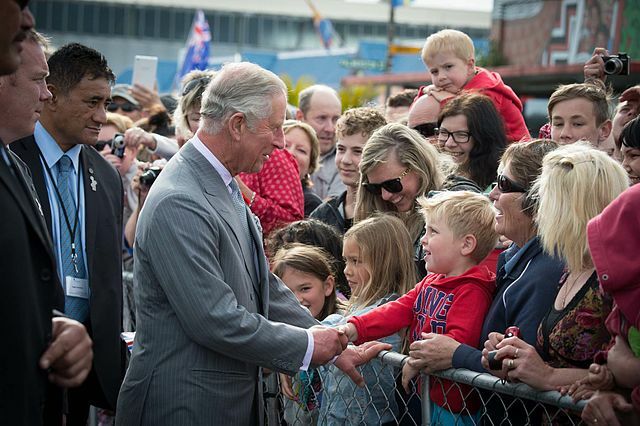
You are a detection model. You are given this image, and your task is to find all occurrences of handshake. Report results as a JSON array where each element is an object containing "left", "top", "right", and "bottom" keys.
[
  {"left": 309, "top": 323, "right": 357, "bottom": 366},
  {"left": 308, "top": 324, "right": 386, "bottom": 387}
]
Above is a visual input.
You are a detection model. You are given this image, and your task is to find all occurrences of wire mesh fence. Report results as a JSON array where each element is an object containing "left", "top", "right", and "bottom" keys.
[{"left": 264, "top": 349, "right": 587, "bottom": 425}]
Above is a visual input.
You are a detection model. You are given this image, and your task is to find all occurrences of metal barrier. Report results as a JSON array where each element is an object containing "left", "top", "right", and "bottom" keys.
[{"left": 265, "top": 350, "right": 587, "bottom": 425}]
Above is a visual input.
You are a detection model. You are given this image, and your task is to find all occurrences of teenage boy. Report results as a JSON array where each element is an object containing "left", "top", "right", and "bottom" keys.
[
  {"left": 418, "top": 29, "right": 529, "bottom": 142},
  {"left": 342, "top": 191, "right": 498, "bottom": 425},
  {"left": 310, "top": 107, "right": 386, "bottom": 234},
  {"left": 547, "top": 82, "right": 612, "bottom": 147}
]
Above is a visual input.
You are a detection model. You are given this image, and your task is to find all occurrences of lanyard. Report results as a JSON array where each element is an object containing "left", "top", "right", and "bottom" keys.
[{"left": 39, "top": 151, "right": 83, "bottom": 274}]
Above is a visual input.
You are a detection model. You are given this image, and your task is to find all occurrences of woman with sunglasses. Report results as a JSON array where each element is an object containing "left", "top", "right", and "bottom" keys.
[
  {"left": 482, "top": 143, "right": 628, "bottom": 406},
  {"left": 437, "top": 92, "right": 508, "bottom": 191},
  {"left": 404, "top": 139, "right": 565, "bottom": 421},
  {"left": 354, "top": 123, "right": 444, "bottom": 276}
]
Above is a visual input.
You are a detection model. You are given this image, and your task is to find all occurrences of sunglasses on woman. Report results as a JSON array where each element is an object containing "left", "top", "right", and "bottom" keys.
[
  {"left": 181, "top": 76, "right": 211, "bottom": 97},
  {"left": 495, "top": 174, "right": 527, "bottom": 193},
  {"left": 362, "top": 169, "right": 410, "bottom": 195},
  {"left": 107, "top": 102, "right": 139, "bottom": 113}
]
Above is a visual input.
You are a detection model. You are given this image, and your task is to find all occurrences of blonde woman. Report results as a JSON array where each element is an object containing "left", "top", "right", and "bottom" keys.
[
  {"left": 355, "top": 123, "right": 444, "bottom": 275},
  {"left": 483, "top": 143, "right": 629, "bottom": 393}
]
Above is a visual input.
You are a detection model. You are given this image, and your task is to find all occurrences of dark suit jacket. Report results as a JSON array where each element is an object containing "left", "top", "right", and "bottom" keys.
[
  {"left": 0, "top": 143, "right": 64, "bottom": 425},
  {"left": 12, "top": 135, "right": 126, "bottom": 410}
]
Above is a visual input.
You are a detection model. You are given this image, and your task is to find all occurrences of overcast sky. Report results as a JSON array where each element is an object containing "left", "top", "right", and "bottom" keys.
[{"left": 347, "top": 0, "right": 494, "bottom": 13}]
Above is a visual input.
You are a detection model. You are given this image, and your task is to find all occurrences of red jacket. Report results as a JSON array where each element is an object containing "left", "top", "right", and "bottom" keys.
[
  {"left": 349, "top": 264, "right": 496, "bottom": 412},
  {"left": 418, "top": 67, "right": 530, "bottom": 143}
]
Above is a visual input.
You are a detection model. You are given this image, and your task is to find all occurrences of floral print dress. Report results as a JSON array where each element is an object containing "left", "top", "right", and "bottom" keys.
[{"left": 537, "top": 271, "right": 613, "bottom": 369}]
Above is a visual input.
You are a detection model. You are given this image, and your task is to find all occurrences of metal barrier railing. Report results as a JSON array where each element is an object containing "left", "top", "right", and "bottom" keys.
[{"left": 265, "top": 349, "right": 587, "bottom": 426}]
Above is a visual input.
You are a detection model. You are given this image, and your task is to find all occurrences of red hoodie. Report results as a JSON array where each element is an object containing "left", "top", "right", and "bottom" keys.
[
  {"left": 587, "top": 184, "right": 640, "bottom": 332},
  {"left": 417, "top": 67, "right": 530, "bottom": 143},
  {"left": 349, "top": 264, "right": 496, "bottom": 413}
]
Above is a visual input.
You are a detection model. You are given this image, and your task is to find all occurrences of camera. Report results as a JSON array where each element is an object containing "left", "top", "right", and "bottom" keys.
[
  {"left": 487, "top": 326, "right": 521, "bottom": 370},
  {"left": 602, "top": 53, "right": 630, "bottom": 76},
  {"left": 111, "top": 133, "right": 126, "bottom": 158},
  {"left": 139, "top": 166, "right": 162, "bottom": 188}
]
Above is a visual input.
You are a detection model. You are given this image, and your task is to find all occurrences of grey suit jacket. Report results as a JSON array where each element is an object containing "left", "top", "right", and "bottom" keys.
[{"left": 116, "top": 142, "right": 317, "bottom": 425}]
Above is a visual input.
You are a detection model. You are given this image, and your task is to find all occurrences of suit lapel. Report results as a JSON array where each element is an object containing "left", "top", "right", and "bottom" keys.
[
  {"left": 183, "top": 143, "right": 260, "bottom": 287},
  {"left": 1, "top": 146, "right": 55, "bottom": 256},
  {"left": 81, "top": 147, "right": 98, "bottom": 276}
]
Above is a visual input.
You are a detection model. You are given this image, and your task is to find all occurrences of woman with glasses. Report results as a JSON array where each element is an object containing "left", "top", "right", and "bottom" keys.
[
  {"left": 437, "top": 92, "right": 508, "bottom": 191},
  {"left": 354, "top": 123, "right": 444, "bottom": 276}
]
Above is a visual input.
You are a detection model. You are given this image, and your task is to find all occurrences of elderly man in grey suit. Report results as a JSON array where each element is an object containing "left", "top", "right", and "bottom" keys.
[{"left": 116, "top": 62, "right": 385, "bottom": 425}]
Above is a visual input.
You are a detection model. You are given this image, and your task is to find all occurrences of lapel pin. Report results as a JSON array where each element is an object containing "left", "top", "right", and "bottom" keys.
[
  {"left": 88, "top": 167, "right": 94, "bottom": 174},
  {"left": 90, "top": 175, "right": 97, "bottom": 191},
  {"left": 34, "top": 196, "right": 44, "bottom": 217}
]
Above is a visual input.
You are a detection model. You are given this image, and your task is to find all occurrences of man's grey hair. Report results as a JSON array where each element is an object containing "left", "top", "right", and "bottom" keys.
[
  {"left": 297, "top": 84, "right": 339, "bottom": 116},
  {"left": 200, "top": 62, "right": 287, "bottom": 134}
]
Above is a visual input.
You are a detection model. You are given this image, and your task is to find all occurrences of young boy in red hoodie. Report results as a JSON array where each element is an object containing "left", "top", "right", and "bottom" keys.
[
  {"left": 417, "top": 29, "right": 530, "bottom": 143},
  {"left": 342, "top": 191, "right": 497, "bottom": 425}
]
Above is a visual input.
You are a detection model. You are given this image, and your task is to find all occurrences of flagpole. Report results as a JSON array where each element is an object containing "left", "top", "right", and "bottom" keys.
[{"left": 385, "top": 1, "right": 396, "bottom": 99}]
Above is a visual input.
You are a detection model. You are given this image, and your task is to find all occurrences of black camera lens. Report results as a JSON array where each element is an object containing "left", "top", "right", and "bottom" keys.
[
  {"left": 604, "top": 57, "right": 624, "bottom": 75},
  {"left": 140, "top": 166, "right": 162, "bottom": 188}
]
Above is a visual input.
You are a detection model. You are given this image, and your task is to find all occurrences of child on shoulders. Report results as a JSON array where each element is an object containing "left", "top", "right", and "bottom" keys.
[{"left": 418, "top": 29, "right": 530, "bottom": 142}]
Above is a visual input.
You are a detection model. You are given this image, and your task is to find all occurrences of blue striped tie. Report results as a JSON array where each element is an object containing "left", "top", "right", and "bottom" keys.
[{"left": 57, "top": 155, "right": 90, "bottom": 322}]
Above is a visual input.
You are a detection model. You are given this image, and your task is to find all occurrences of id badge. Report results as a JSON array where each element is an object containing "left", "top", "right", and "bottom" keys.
[{"left": 65, "top": 276, "right": 89, "bottom": 299}]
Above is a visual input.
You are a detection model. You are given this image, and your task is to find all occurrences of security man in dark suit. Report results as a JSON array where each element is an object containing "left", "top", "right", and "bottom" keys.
[
  {"left": 0, "top": 3, "right": 93, "bottom": 425},
  {"left": 12, "top": 42, "right": 125, "bottom": 424}
]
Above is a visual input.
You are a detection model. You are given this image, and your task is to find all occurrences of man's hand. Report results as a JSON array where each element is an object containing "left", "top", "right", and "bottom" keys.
[
  {"left": 124, "top": 127, "right": 156, "bottom": 151},
  {"left": 309, "top": 326, "right": 348, "bottom": 366},
  {"left": 402, "top": 361, "right": 421, "bottom": 393},
  {"left": 39, "top": 317, "right": 93, "bottom": 388},
  {"left": 334, "top": 341, "right": 392, "bottom": 387}
]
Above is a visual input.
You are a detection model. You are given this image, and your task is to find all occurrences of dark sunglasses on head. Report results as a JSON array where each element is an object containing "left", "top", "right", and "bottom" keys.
[
  {"left": 495, "top": 174, "right": 527, "bottom": 193},
  {"left": 181, "top": 76, "right": 211, "bottom": 97},
  {"left": 362, "top": 169, "right": 410, "bottom": 195},
  {"left": 107, "top": 102, "right": 139, "bottom": 113},
  {"left": 412, "top": 122, "right": 438, "bottom": 139}
]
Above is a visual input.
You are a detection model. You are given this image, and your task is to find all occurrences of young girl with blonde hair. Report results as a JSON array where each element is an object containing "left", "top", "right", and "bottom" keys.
[{"left": 320, "top": 214, "right": 416, "bottom": 425}]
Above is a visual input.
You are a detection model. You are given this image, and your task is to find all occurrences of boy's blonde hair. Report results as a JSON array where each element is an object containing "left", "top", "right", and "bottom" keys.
[
  {"left": 533, "top": 142, "right": 629, "bottom": 272},
  {"left": 271, "top": 243, "right": 338, "bottom": 320},
  {"left": 421, "top": 29, "right": 475, "bottom": 66},
  {"left": 344, "top": 214, "right": 416, "bottom": 311},
  {"left": 418, "top": 191, "right": 498, "bottom": 263}
]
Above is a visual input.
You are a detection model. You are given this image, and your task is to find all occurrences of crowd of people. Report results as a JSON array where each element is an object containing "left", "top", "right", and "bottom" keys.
[{"left": 2, "top": 2, "right": 640, "bottom": 425}]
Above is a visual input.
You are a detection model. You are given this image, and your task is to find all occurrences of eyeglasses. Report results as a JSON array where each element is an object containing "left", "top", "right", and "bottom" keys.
[
  {"left": 362, "top": 169, "right": 410, "bottom": 195},
  {"left": 181, "top": 76, "right": 211, "bottom": 97},
  {"left": 95, "top": 140, "right": 111, "bottom": 151},
  {"left": 412, "top": 122, "right": 438, "bottom": 139},
  {"left": 436, "top": 128, "right": 471, "bottom": 144},
  {"left": 107, "top": 102, "right": 139, "bottom": 113},
  {"left": 494, "top": 174, "right": 527, "bottom": 193}
]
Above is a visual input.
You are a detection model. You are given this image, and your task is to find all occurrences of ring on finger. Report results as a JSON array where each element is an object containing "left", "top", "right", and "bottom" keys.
[
  {"left": 514, "top": 348, "right": 519, "bottom": 358},
  {"left": 508, "top": 359, "right": 515, "bottom": 369},
  {"left": 593, "top": 419, "right": 598, "bottom": 424}
]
